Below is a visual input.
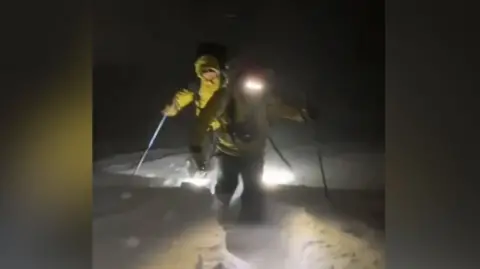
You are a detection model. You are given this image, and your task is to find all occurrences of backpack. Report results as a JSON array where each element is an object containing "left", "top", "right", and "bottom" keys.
[{"left": 217, "top": 73, "right": 264, "bottom": 143}]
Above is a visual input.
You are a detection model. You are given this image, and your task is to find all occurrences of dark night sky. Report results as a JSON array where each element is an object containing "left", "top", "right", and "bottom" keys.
[{"left": 93, "top": 0, "right": 384, "bottom": 159}]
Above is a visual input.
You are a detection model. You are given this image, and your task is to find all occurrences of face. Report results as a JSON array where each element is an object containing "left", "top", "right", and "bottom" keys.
[{"left": 201, "top": 68, "right": 219, "bottom": 81}]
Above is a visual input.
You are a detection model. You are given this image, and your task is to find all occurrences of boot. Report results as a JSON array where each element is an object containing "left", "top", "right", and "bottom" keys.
[
  {"left": 237, "top": 196, "right": 265, "bottom": 225},
  {"left": 213, "top": 194, "right": 237, "bottom": 228}
]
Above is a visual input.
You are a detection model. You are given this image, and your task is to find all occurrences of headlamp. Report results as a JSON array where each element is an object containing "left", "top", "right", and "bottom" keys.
[{"left": 243, "top": 77, "right": 265, "bottom": 94}]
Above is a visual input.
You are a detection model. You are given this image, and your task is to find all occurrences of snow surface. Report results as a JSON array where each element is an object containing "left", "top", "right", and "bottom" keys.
[
  {"left": 93, "top": 185, "right": 384, "bottom": 269},
  {"left": 94, "top": 144, "right": 384, "bottom": 190},
  {"left": 93, "top": 147, "right": 384, "bottom": 269}
]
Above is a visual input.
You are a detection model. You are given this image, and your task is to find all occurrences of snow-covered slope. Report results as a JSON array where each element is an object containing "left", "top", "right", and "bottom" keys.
[
  {"left": 93, "top": 182, "right": 384, "bottom": 269},
  {"left": 95, "top": 144, "right": 384, "bottom": 190}
]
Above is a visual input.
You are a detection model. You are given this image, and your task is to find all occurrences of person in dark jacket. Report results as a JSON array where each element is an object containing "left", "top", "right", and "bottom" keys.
[{"left": 189, "top": 66, "right": 306, "bottom": 223}]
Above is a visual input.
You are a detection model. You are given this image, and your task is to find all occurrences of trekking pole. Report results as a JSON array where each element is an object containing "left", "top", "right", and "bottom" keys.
[
  {"left": 133, "top": 114, "right": 168, "bottom": 175},
  {"left": 268, "top": 135, "right": 293, "bottom": 171},
  {"left": 301, "top": 91, "right": 330, "bottom": 201}
]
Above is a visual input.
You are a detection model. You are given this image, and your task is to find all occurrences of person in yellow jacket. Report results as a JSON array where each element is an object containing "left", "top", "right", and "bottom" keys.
[
  {"left": 188, "top": 66, "right": 307, "bottom": 223},
  {"left": 162, "top": 54, "right": 227, "bottom": 131}
]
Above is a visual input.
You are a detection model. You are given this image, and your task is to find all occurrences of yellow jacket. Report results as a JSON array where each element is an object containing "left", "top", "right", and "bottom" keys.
[{"left": 169, "top": 55, "right": 225, "bottom": 130}]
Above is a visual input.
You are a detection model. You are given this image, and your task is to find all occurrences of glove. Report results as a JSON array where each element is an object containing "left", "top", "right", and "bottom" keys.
[
  {"left": 300, "top": 108, "right": 311, "bottom": 122},
  {"left": 162, "top": 104, "right": 178, "bottom": 117}
]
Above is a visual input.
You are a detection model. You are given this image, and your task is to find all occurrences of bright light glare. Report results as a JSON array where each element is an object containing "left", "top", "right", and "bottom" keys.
[
  {"left": 182, "top": 177, "right": 212, "bottom": 187},
  {"left": 244, "top": 78, "right": 264, "bottom": 93},
  {"left": 262, "top": 168, "right": 295, "bottom": 187},
  {"left": 180, "top": 166, "right": 295, "bottom": 188}
]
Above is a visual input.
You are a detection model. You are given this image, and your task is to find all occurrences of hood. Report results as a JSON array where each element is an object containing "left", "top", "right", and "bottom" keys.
[{"left": 194, "top": 55, "right": 220, "bottom": 79}]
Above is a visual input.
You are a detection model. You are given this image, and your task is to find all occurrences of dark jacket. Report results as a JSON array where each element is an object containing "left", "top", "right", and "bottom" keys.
[{"left": 190, "top": 72, "right": 304, "bottom": 157}]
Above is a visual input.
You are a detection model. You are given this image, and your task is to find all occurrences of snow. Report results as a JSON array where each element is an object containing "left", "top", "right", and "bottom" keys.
[
  {"left": 93, "top": 184, "right": 384, "bottom": 269},
  {"left": 94, "top": 144, "right": 384, "bottom": 190},
  {"left": 94, "top": 146, "right": 384, "bottom": 269}
]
